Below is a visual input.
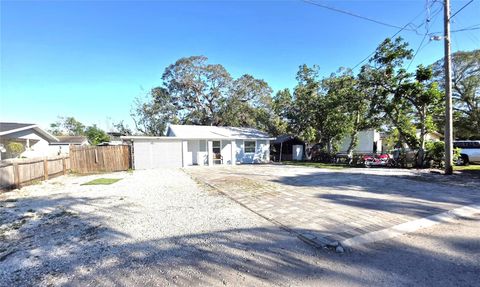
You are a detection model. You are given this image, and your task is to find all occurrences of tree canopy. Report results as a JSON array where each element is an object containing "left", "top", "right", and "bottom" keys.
[
  {"left": 49, "top": 116, "right": 110, "bottom": 145},
  {"left": 431, "top": 50, "right": 480, "bottom": 139},
  {"left": 131, "top": 56, "right": 282, "bottom": 136},
  {"left": 127, "top": 44, "right": 479, "bottom": 166}
]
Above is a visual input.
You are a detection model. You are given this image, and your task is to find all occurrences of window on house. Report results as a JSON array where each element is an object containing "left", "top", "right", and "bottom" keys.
[{"left": 244, "top": 141, "right": 256, "bottom": 153}]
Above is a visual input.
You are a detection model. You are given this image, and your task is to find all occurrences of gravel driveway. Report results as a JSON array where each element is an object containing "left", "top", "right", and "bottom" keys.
[{"left": 1, "top": 168, "right": 479, "bottom": 286}]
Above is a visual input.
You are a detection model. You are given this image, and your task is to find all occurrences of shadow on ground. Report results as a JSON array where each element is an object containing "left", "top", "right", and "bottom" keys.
[{"left": 1, "top": 192, "right": 479, "bottom": 286}]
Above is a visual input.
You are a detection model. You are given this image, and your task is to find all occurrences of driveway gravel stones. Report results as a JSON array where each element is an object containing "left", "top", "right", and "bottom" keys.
[{"left": 1, "top": 166, "right": 479, "bottom": 286}]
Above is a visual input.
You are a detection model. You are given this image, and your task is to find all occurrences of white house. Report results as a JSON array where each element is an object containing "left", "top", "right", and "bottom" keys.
[
  {"left": 338, "top": 129, "right": 382, "bottom": 154},
  {"left": 122, "top": 125, "right": 274, "bottom": 169},
  {"left": 416, "top": 129, "right": 443, "bottom": 142},
  {"left": 0, "top": 122, "right": 59, "bottom": 160},
  {"left": 49, "top": 136, "right": 90, "bottom": 155}
]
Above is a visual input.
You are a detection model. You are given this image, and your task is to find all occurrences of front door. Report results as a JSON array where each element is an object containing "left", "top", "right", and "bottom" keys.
[{"left": 212, "top": 141, "right": 222, "bottom": 164}]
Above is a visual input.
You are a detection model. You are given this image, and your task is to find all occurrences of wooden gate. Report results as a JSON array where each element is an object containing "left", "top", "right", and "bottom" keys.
[{"left": 70, "top": 145, "right": 131, "bottom": 174}]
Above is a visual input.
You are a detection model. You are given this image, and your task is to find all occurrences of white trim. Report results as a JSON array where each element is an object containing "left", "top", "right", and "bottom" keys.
[{"left": 243, "top": 139, "right": 256, "bottom": 154}]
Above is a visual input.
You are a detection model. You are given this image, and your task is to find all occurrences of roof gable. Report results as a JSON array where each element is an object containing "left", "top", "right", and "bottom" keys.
[{"left": 0, "top": 122, "right": 59, "bottom": 142}]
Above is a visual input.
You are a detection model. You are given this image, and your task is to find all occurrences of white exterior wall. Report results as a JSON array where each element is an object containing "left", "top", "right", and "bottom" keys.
[
  {"left": 339, "top": 130, "right": 380, "bottom": 153},
  {"left": 234, "top": 139, "right": 270, "bottom": 164},
  {"left": 1, "top": 129, "right": 56, "bottom": 158},
  {"left": 129, "top": 137, "right": 271, "bottom": 169}
]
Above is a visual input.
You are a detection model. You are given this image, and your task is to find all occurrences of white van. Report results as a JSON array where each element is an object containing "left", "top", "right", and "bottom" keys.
[{"left": 454, "top": 140, "right": 480, "bottom": 165}]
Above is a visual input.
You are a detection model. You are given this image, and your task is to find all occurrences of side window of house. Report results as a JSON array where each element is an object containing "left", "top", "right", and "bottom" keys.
[{"left": 244, "top": 141, "right": 256, "bottom": 153}]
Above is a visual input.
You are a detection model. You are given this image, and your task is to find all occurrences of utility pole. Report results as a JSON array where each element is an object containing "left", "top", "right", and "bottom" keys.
[{"left": 444, "top": 0, "right": 454, "bottom": 175}]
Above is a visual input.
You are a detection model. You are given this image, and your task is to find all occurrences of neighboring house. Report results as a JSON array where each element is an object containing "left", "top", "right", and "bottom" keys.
[
  {"left": 122, "top": 125, "right": 274, "bottom": 169},
  {"left": 271, "top": 134, "right": 305, "bottom": 161},
  {"left": 338, "top": 129, "right": 383, "bottom": 154},
  {"left": 416, "top": 130, "right": 443, "bottom": 142},
  {"left": 49, "top": 136, "right": 89, "bottom": 155},
  {"left": 105, "top": 131, "right": 125, "bottom": 146},
  {"left": 0, "top": 122, "right": 59, "bottom": 160}
]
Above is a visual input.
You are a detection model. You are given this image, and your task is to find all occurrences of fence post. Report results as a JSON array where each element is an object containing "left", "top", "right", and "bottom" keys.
[
  {"left": 43, "top": 158, "right": 49, "bottom": 180},
  {"left": 62, "top": 157, "right": 67, "bottom": 175},
  {"left": 13, "top": 162, "right": 20, "bottom": 189}
]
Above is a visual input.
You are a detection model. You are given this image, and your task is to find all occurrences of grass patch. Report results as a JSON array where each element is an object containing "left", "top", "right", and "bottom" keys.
[
  {"left": 81, "top": 178, "right": 122, "bottom": 185},
  {"left": 281, "top": 161, "right": 348, "bottom": 170},
  {"left": 454, "top": 164, "right": 480, "bottom": 171}
]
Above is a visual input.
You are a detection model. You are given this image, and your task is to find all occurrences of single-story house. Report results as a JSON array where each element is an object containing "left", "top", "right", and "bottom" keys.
[
  {"left": 122, "top": 125, "right": 274, "bottom": 169},
  {"left": 0, "top": 122, "right": 59, "bottom": 160},
  {"left": 271, "top": 134, "right": 305, "bottom": 161},
  {"left": 49, "top": 136, "right": 89, "bottom": 155},
  {"left": 104, "top": 131, "right": 126, "bottom": 146}
]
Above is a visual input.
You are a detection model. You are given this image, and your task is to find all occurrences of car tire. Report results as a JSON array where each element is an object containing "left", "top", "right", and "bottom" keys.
[{"left": 459, "top": 154, "right": 470, "bottom": 166}]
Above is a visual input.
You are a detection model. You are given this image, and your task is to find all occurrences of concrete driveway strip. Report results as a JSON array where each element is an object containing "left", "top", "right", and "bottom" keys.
[{"left": 186, "top": 165, "right": 480, "bottom": 250}]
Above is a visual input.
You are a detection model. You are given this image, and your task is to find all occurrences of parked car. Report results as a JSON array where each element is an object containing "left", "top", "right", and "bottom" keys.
[{"left": 454, "top": 140, "right": 480, "bottom": 165}]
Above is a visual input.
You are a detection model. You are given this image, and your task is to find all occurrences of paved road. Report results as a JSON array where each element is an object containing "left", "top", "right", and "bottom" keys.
[
  {"left": 1, "top": 168, "right": 478, "bottom": 286},
  {"left": 187, "top": 165, "right": 480, "bottom": 248}
]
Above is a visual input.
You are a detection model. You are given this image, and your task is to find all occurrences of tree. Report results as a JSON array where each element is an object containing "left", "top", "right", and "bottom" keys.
[
  {"left": 362, "top": 37, "right": 419, "bottom": 150},
  {"left": 217, "top": 74, "right": 274, "bottom": 131},
  {"left": 270, "top": 88, "right": 292, "bottom": 136},
  {"left": 321, "top": 68, "right": 380, "bottom": 155},
  {"left": 131, "top": 87, "right": 177, "bottom": 136},
  {"left": 431, "top": 50, "right": 480, "bottom": 139},
  {"left": 287, "top": 65, "right": 358, "bottom": 154},
  {"left": 49, "top": 116, "right": 112, "bottom": 145},
  {"left": 399, "top": 65, "right": 443, "bottom": 165},
  {"left": 289, "top": 64, "right": 322, "bottom": 143},
  {"left": 49, "top": 117, "right": 85, "bottom": 136},
  {"left": 112, "top": 121, "right": 133, "bottom": 136},
  {"left": 360, "top": 37, "right": 445, "bottom": 166},
  {"left": 162, "top": 56, "right": 232, "bottom": 125},
  {"left": 84, "top": 125, "right": 110, "bottom": 145}
]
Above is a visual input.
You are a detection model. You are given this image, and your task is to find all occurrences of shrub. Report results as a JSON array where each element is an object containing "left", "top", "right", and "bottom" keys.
[
  {"left": 6, "top": 141, "right": 25, "bottom": 157},
  {"left": 425, "top": 141, "right": 460, "bottom": 168}
]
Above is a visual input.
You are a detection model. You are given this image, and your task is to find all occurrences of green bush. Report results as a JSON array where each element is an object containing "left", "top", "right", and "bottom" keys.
[
  {"left": 425, "top": 141, "right": 460, "bottom": 168},
  {"left": 6, "top": 141, "right": 25, "bottom": 157}
]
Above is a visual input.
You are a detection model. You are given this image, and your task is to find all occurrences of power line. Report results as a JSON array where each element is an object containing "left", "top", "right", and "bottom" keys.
[
  {"left": 428, "top": 24, "right": 480, "bottom": 35},
  {"left": 407, "top": 34, "right": 430, "bottom": 70},
  {"left": 449, "top": 0, "right": 475, "bottom": 20},
  {"left": 407, "top": 0, "right": 444, "bottom": 70},
  {"left": 303, "top": 0, "right": 419, "bottom": 32},
  {"left": 351, "top": 3, "right": 434, "bottom": 70}
]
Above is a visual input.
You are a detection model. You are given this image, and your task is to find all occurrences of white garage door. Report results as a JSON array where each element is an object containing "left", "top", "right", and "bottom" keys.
[{"left": 133, "top": 140, "right": 183, "bottom": 169}]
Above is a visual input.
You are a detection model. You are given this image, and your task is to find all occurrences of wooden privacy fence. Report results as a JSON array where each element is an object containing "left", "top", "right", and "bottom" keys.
[
  {"left": 69, "top": 145, "right": 131, "bottom": 174},
  {"left": 0, "top": 155, "right": 69, "bottom": 190}
]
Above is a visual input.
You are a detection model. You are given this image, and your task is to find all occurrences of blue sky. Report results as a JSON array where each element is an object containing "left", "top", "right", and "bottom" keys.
[{"left": 1, "top": 0, "right": 479, "bottom": 131}]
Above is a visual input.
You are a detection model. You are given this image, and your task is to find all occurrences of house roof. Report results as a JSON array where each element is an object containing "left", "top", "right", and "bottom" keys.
[
  {"left": 0, "top": 122, "right": 36, "bottom": 133},
  {"left": 53, "top": 136, "right": 88, "bottom": 145},
  {"left": 272, "top": 134, "right": 305, "bottom": 144},
  {"left": 167, "top": 125, "right": 273, "bottom": 140},
  {"left": 0, "top": 122, "right": 59, "bottom": 142}
]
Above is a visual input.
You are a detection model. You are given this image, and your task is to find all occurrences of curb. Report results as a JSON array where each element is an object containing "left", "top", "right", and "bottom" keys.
[{"left": 341, "top": 203, "right": 480, "bottom": 249}]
